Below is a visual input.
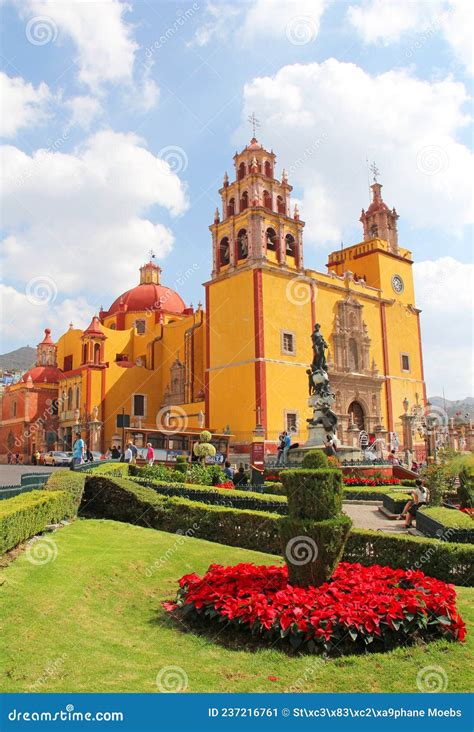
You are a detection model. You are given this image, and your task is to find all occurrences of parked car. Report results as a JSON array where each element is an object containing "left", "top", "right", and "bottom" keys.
[{"left": 43, "top": 451, "right": 73, "bottom": 467}]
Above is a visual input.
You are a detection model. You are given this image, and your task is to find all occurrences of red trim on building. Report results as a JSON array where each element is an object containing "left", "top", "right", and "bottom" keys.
[
  {"left": 310, "top": 282, "right": 316, "bottom": 329},
  {"left": 380, "top": 303, "right": 393, "bottom": 432},
  {"left": 253, "top": 269, "right": 267, "bottom": 433},
  {"left": 205, "top": 284, "right": 210, "bottom": 428},
  {"left": 100, "top": 368, "right": 106, "bottom": 453},
  {"left": 416, "top": 311, "right": 428, "bottom": 405}
]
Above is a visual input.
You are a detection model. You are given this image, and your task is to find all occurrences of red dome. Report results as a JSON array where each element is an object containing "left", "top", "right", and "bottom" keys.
[
  {"left": 20, "top": 366, "right": 62, "bottom": 384},
  {"left": 107, "top": 283, "right": 186, "bottom": 317}
]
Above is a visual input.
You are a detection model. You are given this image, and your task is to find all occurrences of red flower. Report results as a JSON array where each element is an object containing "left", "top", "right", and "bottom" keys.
[{"left": 164, "top": 561, "right": 466, "bottom": 653}]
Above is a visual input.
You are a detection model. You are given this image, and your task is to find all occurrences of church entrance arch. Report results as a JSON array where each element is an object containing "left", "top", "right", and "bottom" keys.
[{"left": 348, "top": 400, "right": 365, "bottom": 431}]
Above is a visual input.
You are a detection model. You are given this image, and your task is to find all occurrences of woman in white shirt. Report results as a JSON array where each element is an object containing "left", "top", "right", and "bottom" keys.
[{"left": 402, "top": 480, "right": 429, "bottom": 527}]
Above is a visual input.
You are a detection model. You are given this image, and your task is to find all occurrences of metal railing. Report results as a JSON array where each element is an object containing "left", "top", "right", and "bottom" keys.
[{"left": 0, "top": 472, "right": 50, "bottom": 500}]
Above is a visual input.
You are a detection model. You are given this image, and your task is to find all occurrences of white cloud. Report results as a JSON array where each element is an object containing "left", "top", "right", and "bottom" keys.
[
  {"left": 18, "top": 0, "right": 139, "bottom": 91},
  {"left": 0, "top": 130, "right": 189, "bottom": 302},
  {"left": 0, "top": 71, "right": 51, "bottom": 137},
  {"left": 414, "top": 257, "right": 473, "bottom": 398},
  {"left": 64, "top": 95, "right": 102, "bottom": 130},
  {"left": 348, "top": 0, "right": 473, "bottom": 74},
  {"left": 192, "top": 0, "right": 327, "bottom": 46},
  {"left": 0, "top": 283, "right": 94, "bottom": 352},
  {"left": 240, "top": 59, "right": 472, "bottom": 245}
]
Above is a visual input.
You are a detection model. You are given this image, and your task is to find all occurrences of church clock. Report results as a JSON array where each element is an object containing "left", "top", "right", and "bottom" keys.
[{"left": 391, "top": 274, "right": 404, "bottom": 294}]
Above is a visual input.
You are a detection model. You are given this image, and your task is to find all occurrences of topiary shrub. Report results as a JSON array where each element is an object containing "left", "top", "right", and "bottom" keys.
[
  {"left": 175, "top": 455, "right": 188, "bottom": 475},
  {"left": 282, "top": 469, "right": 343, "bottom": 520},
  {"left": 193, "top": 430, "right": 216, "bottom": 465},
  {"left": 301, "top": 449, "right": 329, "bottom": 469},
  {"left": 458, "top": 466, "right": 474, "bottom": 509},
  {"left": 280, "top": 466, "right": 351, "bottom": 587}
]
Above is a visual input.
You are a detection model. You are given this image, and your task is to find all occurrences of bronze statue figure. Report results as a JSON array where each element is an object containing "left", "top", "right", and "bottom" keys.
[{"left": 311, "top": 323, "right": 328, "bottom": 373}]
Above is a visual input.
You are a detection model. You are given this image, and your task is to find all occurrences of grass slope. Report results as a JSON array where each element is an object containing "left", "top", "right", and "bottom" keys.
[{"left": 1, "top": 519, "right": 472, "bottom": 693}]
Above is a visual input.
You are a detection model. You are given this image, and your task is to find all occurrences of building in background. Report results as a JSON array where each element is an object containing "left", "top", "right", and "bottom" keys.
[{"left": 1, "top": 136, "right": 444, "bottom": 463}]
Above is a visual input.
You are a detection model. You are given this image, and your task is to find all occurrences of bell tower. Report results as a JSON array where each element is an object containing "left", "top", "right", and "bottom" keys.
[
  {"left": 36, "top": 328, "right": 57, "bottom": 367},
  {"left": 205, "top": 135, "right": 313, "bottom": 451},
  {"left": 360, "top": 179, "right": 399, "bottom": 254},
  {"left": 210, "top": 136, "right": 305, "bottom": 277}
]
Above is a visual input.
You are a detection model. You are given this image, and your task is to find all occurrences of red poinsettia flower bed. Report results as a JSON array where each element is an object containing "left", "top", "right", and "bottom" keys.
[
  {"left": 215, "top": 481, "right": 235, "bottom": 490},
  {"left": 343, "top": 477, "right": 401, "bottom": 487},
  {"left": 163, "top": 562, "right": 465, "bottom": 654}
]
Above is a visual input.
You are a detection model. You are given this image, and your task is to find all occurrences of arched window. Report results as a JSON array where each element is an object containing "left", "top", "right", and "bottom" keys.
[
  {"left": 41, "top": 352, "right": 47, "bottom": 365},
  {"left": 285, "top": 234, "right": 296, "bottom": 257},
  {"left": 93, "top": 343, "right": 101, "bottom": 364},
  {"left": 264, "top": 160, "right": 272, "bottom": 178},
  {"left": 263, "top": 190, "right": 272, "bottom": 209},
  {"left": 348, "top": 401, "right": 365, "bottom": 431},
  {"left": 82, "top": 343, "right": 88, "bottom": 364},
  {"left": 237, "top": 162, "right": 246, "bottom": 180},
  {"left": 277, "top": 195, "right": 285, "bottom": 214},
  {"left": 227, "top": 198, "right": 235, "bottom": 217},
  {"left": 236, "top": 229, "right": 248, "bottom": 260},
  {"left": 75, "top": 387, "right": 80, "bottom": 409},
  {"left": 219, "top": 237, "right": 230, "bottom": 266},
  {"left": 348, "top": 338, "right": 359, "bottom": 371},
  {"left": 240, "top": 191, "right": 248, "bottom": 211},
  {"left": 135, "top": 319, "right": 146, "bottom": 335},
  {"left": 67, "top": 388, "right": 73, "bottom": 411},
  {"left": 266, "top": 227, "right": 277, "bottom": 252},
  {"left": 370, "top": 224, "right": 378, "bottom": 237}
]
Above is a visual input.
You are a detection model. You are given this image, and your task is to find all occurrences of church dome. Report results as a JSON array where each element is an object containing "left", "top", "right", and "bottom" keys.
[
  {"left": 20, "top": 366, "right": 62, "bottom": 384},
  {"left": 105, "top": 261, "right": 186, "bottom": 317}
]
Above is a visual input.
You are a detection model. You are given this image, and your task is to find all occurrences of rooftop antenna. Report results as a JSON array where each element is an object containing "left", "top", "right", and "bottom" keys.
[{"left": 247, "top": 112, "right": 260, "bottom": 138}]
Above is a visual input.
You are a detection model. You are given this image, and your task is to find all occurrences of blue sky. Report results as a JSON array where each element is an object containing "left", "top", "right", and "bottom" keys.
[{"left": 1, "top": 0, "right": 472, "bottom": 398}]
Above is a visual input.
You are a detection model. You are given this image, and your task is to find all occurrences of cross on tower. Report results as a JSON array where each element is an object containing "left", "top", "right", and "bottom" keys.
[
  {"left": 248, "top": 112, "right": 260, "bottom": 138},
  {"left": 148, "top": 249, "right": 156, "bottom": 261},
  {"left": 370, "top": 161, "right": 380, "bottom": 183}
]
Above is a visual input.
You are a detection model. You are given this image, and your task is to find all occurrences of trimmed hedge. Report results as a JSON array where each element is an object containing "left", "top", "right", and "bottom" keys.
[
  {"left": 82, "top": 476, "right": 282, "bottom": 554},
  {"left": 343, "top": 486, "right": 387, "bottom": 501},
  {"left": 89, "top": 463, "right": 130, "bottom": 478},
  {"left": 128, "top": 476, "right": 287, "bottom": 514},
  {"left": 420, "top": 507, "right": 474, "bottom": 530},
  {"left": 0, "top": 490, "right": 70, "bottom": 553},
  {"left": 301, "top": 449, "right": 329, "bottom": 469},
  {"left": 81, "top": 474, "right": 474, "bottom": 586},
  {"left": 43, "top": 470, "right": 87, "bottom": 516}
]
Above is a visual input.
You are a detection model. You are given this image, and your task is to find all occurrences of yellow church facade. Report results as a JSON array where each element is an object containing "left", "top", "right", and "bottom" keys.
[{"left": 22, "top": 136, "right": 427, "bottom": 461}]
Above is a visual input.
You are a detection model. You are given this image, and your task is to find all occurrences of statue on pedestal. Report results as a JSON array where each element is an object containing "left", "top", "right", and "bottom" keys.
[{"left": 306, "top": 325, "right": 338, "bottom": 446}]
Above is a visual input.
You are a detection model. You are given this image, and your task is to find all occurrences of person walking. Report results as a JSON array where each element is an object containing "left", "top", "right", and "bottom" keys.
[
  {"left": 73, "top": 432, "right": 85, "bottom": 466},
  {"left": 130, "top": 442, "right": 138, "bottom": 465},
  {"left": 111, "top": 445, "right": 120, "bottom": 459},
  {"left": 279, "top": 431, "right": 291, "bottom": 466},
  {"left": 146, "top": 442, "right": 154, "bottom": 466}
]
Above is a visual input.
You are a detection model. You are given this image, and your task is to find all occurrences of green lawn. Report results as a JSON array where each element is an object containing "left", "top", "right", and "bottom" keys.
[{"left": 1, "top": 519, "right": 472, "bottom": 693}]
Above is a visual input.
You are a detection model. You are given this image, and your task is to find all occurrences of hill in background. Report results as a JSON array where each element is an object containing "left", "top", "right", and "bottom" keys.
[
  {"left": 428, "top": 396, "right": 474, "bottom": 419},
  {"left": 0, "top": 346, "right": 36, "bottom": 373}
]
